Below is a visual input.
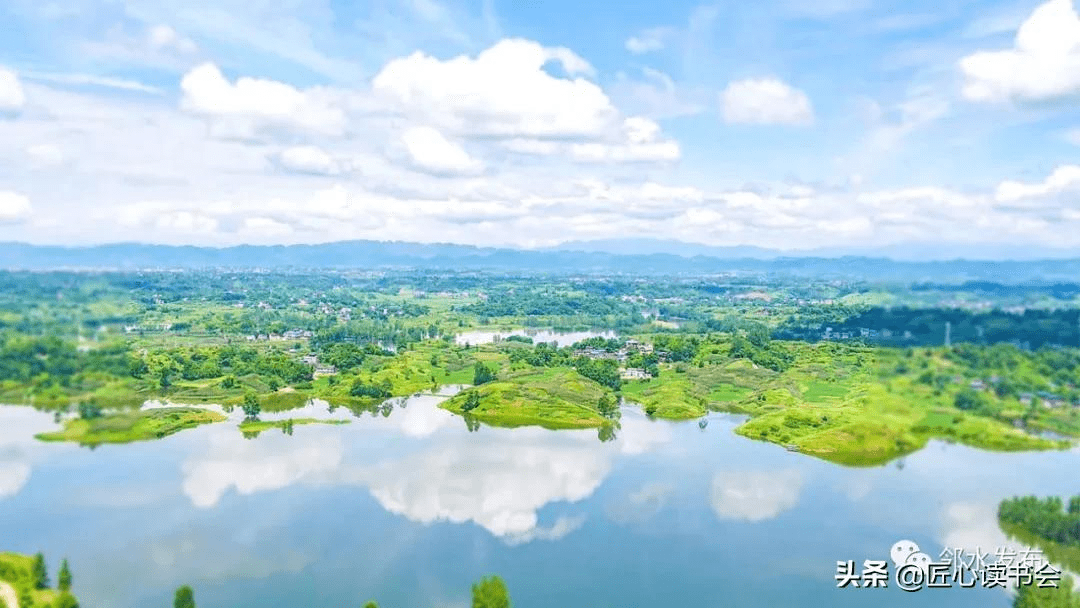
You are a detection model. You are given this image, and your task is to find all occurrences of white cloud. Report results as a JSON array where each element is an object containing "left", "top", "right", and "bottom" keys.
[
  {"left": 272, "top": 145, "right": 347, "bottom": 175},
  {"left": 180, "top": 63, "right": 347, "bottom": 137},
  {"left": 625, "top": 27, "right": 674, "bottom": 54},
  {"left": 26, "top": 144, "right": 65, "bottom": 167},
  {"left": 721, "top": 78, "right": 814, "bottom": 126},
  {"left": 1065, "top": 128, "right": 1080, "bottom": 145},
  {"left": 959, "top": 0, "right": 1080, "bottom": 103},
  {"left": 0, "top": 66, "right": 26, "bottom": 111},
  {"left": 402, "top": 126, "right": 483, "bottom": 175},
  {"left": 148, "top": 24, "right": 199, "bottom": 54},
  {"left": 995, "top": 165, "right": 1080, "bottom": 202},
  {"left": 569, "top": 118, "right": 680, "bottom": 163},
  {"left": 710, "top": 469, "right": 804, "bottom": 522},
  {"left": 372, "top": 38, "right": 617, "bottom": 138},
  {"left": 0, "top": 192, "right": 32, "bottom": 223}
]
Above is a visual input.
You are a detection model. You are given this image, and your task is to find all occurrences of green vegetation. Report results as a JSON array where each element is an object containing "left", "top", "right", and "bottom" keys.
[
  {"left": 173, "top": 585, "right": 195, "bottom": 608},
  {"left": 35, "top": 408, "right": 226, "bottom": 446},
  {"left": 237, "top": 418, "right": 349, "bottom": 434},
  {"left": 0, "top": 269, "right": 1076, "bottom": 464},
  {"left": 442, "top": 368, "right": 610, "bottom": 429},
  {"left": 471, "top": 575, "right": 511, "bottom": 608},
  {"left": 999, "top": 495, "right": 1080, "bottom": 573},
  {"left": 1013, "top": 575, "right": 1080, "bottom": 608},
  {"left": 0, "top": 552, "right": 79, "bottom": 608}
]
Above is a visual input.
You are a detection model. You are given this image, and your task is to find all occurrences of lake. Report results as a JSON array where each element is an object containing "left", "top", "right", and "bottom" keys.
[
  {"left": 1, "top": 396, "right": 1078, "bottom": 608},
  {"left": 454, "top": 329, "right": 617, "bottom": 348}
]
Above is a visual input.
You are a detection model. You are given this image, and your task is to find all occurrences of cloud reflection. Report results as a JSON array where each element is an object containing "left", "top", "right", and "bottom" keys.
[
  {"left": 179, "top": 398, "right": 674, "bottom": 544},
  {"left": 182, "top": 426, "right": 344, "bottom": 508},
  {"left": 710, "top": 469, "right": 804, "bottom": 522}
]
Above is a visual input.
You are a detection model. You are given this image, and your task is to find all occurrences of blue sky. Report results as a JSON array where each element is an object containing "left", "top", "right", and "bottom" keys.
[{"left": 0, "top": 0, "right": 1078, "bottom": 252}]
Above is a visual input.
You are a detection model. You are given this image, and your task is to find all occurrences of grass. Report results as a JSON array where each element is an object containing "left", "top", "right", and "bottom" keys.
[
  {"left": 35, "top": 407, "right": 226, "bottom": 446},
  {"left": 237, "top": 418, "right": 350, "bottom": 433},
  {"left": 0, "top": 552, "right": 76, "bottom": 608},
  {"left": 621, "top": 370, "right": 707, "bottom": 420},
  {"left": 441, "top": 367, "right": 611, "bottom": 429}
]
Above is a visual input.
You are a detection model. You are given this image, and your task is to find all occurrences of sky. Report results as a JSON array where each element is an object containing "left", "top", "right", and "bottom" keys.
[{"left": 0, "top": 0, "right": 1079, "bottom": 252}]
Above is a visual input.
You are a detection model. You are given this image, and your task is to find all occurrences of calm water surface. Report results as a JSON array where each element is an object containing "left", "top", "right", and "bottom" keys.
[{"left": 1, "top": 395, "right": 1078, "bottom": 608}]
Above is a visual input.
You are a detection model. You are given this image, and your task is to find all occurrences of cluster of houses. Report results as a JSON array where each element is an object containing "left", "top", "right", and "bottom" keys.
[
  {"left": 822, "top": 327, "right": 914, "bottom": 341},
  {"left": 965, "top": 376, "right": 1078, "bottom": 409},
  {"left": 573, "top": 339, "right": 662, "bottom": 381},
  {"left": 245, "top": 329, "right": 314, "bottom": 342},
  {"left": 300, "top": 354, "right": 338, "bottom": 376}
]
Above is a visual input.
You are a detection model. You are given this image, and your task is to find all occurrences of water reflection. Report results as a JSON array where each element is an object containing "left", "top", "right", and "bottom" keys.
[
  {"left": 0, "top": 406, "right": 63, "bottom": 500},
  {"left": 178, "top": 395, "right": 674, "bottom": 546},
  {"left": 709, "top": 469, "right": 804, "bottom": 522},
  {"left": 182, "top": 427, "right": 345, "bottom": 508}
]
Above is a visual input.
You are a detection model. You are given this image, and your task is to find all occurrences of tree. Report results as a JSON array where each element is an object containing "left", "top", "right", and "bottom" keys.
[
  {"left": 58, "top": 558, "right": 72, "bottom": 592},
  {"left": 471, "top": 575, "right": 511, "bottom": 608},
  {"left": 53, "top": 592, "right": 80, "bottom": 608},
  {"left": 473, "top": 362, "right": 496, "bottom": 385},
  {"left": 242, "top": 392, "right": 261, "bottom": 419},
  {"left": 363, "top": 603, "right": 379, "bottom": 608},
  {"left": 462, "top": 391, "right": 481, "bottom": 412},
  {"left": 32, "top": 552, "right": 48, "bottom": 589},
  {"left": 78, "top": 401, "right": 102, "bottom": 420},
  {"left": 174, "top": 585, "right": 196, "bottom": 608},
  {"left": 597, "top": 393, "right": 619, "bottom": 418}
]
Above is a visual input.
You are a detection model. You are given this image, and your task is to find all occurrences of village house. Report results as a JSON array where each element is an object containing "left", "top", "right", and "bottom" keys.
[
  {"left": 314, "top": 365, "right": 338, "bottom": 376},
  {"left": 620, "top": 368, "right": 651, "bottom": 380}
]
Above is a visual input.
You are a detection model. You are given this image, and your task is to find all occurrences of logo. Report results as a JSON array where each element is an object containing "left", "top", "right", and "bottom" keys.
[{"left": 836, "top": 540, "right": 1063, "bottom": 592}]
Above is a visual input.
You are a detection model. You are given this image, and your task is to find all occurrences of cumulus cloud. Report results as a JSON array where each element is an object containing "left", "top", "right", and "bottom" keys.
[
  {"left": 959, "top": 0, "right": 1080, "bottom": 103},
  {"left": 402, "top": 126, "right": 483, "bottom": 175},
  {"left": 180, "top": 63, "right": 347, "bottom": 137},
  {"left": 373, "top": 39, "right": 616, "bottom": 138},
  {"left": 0, "top": 192, "right": 32, "bottom": 223},
  {"left": 995, "top": 165, "right": 1080, "bottom": 202},
  {"left": 0, "top": 66, "right": 26, "bottom": 112},
  {"left": 721, "top": 78, "right": 814, "bottom": 126},
  {"left": 710, "top": 469, "right": 804, "bottom": 522},
  {"left": 625, "top": 27, "right": 674, "bottom": 54}
]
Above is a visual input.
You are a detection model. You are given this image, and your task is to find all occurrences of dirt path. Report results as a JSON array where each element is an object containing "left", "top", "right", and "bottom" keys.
[{"left": 0, "top": 580, "right": 18, "bottom": 608}]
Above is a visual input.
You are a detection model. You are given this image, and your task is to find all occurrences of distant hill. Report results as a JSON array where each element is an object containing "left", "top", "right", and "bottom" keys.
[
  {"left": 2, "top": 240, "right": 1080, "bottom": 282},
  {"left": 550, "top": 238, "right": 1080, "bottom": 262}
]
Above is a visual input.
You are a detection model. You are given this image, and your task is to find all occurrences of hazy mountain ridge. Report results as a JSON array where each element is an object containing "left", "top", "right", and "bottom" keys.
[{"left": 3, "top": 240, "right": 1080, "bottom": 282}]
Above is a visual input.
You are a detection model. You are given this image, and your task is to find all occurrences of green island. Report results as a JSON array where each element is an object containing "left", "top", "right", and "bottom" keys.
[
  {"left": 237, "top": 417, "right": 350, "bottom": 434},
  {"left": 33, "top": 407, "right": 225, "bottom": 446},
  {"left": 0, "top": 552, "right": 79, "bottom": 608},
  {"left": 1, "top": 270, "right": 1079, "bottom": 465}
]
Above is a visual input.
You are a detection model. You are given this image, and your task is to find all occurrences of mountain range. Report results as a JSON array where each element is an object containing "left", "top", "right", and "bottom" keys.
[{"left": 2, "top": 239, "right": 1079, "bottom": 282}]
